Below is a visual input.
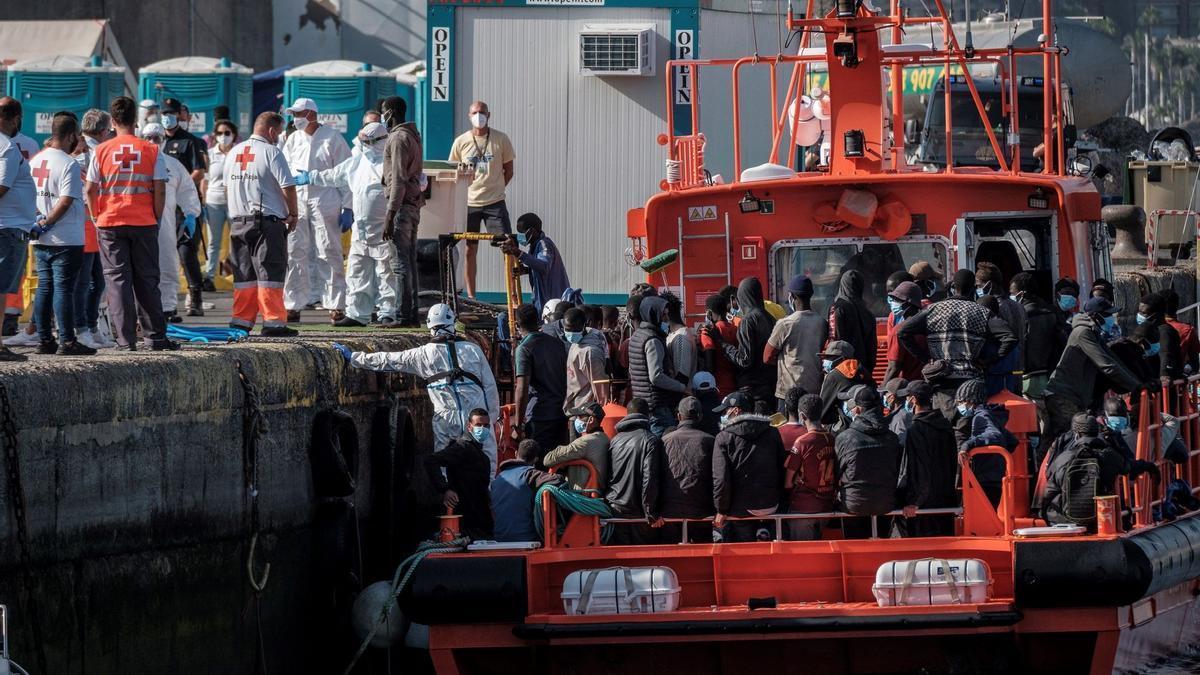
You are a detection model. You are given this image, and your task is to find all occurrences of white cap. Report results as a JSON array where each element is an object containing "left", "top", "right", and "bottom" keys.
[
  {"left": 358, "top": 122, "right": 387, "bottom": 141},
  {"left": 285, "top": 97, "right": 318, "bottom": 114},
  {"left": 139, "top": 99, "right": 158, "bottom": 109},
  {"left": 426, "top": 303, "right": 456, "bottom": 332},
  {"left": 140, "top": 122, "right": 165, "bottom": 138},
  {"left": 542, "top": 299, "right": 562, "bottom": 323}
]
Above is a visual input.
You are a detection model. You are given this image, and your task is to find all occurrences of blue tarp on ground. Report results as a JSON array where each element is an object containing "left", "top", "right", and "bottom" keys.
[{"left": 253, "top": 66, "right": 289, "bottom": 118}]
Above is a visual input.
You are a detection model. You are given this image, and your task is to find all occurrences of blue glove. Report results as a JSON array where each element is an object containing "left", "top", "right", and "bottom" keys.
[
  {"left": 293, "top": 171, "right": 310, "bottom": 186},
  {"left": 332, "top": 342, "right": 353, "bottom": 363},
  {"left": 183, "top": 214, "right": 197, "bottom": 238},
  {"left": 338, "top": 209, "right": 354, "bottom": 233}
]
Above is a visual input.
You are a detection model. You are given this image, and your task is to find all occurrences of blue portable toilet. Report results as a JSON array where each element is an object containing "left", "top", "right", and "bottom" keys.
[
  {"left": 392, "top": 60, "right": 425, "bottom": 138},
  {"left": 138, "top": 56, "right": 253, "bottom": 136},
  {"left": 283, "top": 61, "right": 396, "bottom": 144},
  {"left": 6, "top": 55, "right": 126, "bottom": 145}
]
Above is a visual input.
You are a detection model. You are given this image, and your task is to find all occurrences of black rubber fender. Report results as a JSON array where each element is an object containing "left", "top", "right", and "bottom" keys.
[
  {"left": 402, "top": 555, "right": 528, "bottom": 625},
  {"left": 310, "top": 409, "right": 359, "bottom": 499}
]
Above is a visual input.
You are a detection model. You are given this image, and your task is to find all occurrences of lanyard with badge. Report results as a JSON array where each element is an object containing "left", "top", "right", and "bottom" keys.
[{"left": 471, "top": 131, "right": 491, "bottom": 176}]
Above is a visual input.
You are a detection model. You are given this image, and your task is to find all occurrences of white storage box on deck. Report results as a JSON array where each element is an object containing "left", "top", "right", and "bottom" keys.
[
  {"left": 561, "top": 566, "right": 681, "bottom": 615},
  {"left": 872, "top": 558, "right": 992, "bottom": 607},
  {"left": 418, "top": 161, "right": 471, "bottom": 239}
]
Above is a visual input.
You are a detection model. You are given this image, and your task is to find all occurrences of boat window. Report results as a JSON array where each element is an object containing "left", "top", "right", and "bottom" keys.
[
  {"left": 919, "top": 92, "right": 1045, "bottom": 171},
  {"left": 772, "top": 240, "right": 948, "bottom": 318},
  {"left": 972, "top": 216, "right": 1054, "bottom": 297}
]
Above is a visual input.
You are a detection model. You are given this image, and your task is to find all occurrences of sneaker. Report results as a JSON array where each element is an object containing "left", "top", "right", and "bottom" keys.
[
  {"left": 201, "top": 278, "right": 217, "bottom": 293},
  {"left": 114, "top": 344, "right": 136, "bottom": 352},
  {"left": 377, "top": 316, "right": 398, "bottom": 328},
  {"left": 0, "top": 346, "right": 27, "bottom": 361},
  {"left": 165, "top": 311, "right": 183, "bottom": 324},
  {"left": 228, "top": 322, "right": 253, "bottom": 332},
  {"left": 76, "top": 331, "right": 99, "bottom": 349},
  {"left": 90, "top": 329, "right": 115, "bottom": 348},
  {"left": 261, "top": 326, "right": 299, "bottom": 337},
  {"left": 57, "top": 340, "right": 97, "bottom": 356},
  {"left": 333, "top": 316, "right": 365, "bottom": 328},
  {"left": 186, "top": 306, "right": 204, "bottom": 317},
  {"left": 4, "top": 330, "right": 40, "bottom": 347},
  {"left": 149, "top": 339, "right": 181, "bottom": 351},
  {"left": 36, "top": 339, "right": 58, "bottom": 355},
  {"left": 286, "top": 310, "right": 302, "bottom": 323}
]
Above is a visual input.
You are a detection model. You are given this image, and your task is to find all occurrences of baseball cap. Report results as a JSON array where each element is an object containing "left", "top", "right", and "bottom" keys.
[
  {"left": 1082, "top": 296, "right": 1119, "bottom": 316},
  {"left": 787, "top": 275, "right": 814, "bottom": 297},
  {"left": 713, "top": 391, "right": 752, "bottom": 413},
  {"left": 565, "top": 402, "right": 605, "bottom": 420},
  {"left": 888, "top": 281, "right": 923, "bottom": 306},
  {"left": 896, "top": 380, "right": 932, "bottom": 400},
  {"left": 691, "top": 371, "right": 717, "bottom": 393},
  {"left": 138, "top": 99, "right": 158, "bottom": 109},
  {"left": 677, "top": 396, "right": 704, "bottom": 419},
  {"left": 882, "top": 377, "right": 909, "bottom": 398},
  {"left": 286, "top": 97, "right": 319, "bottom": 114},
  {"left": 161, "top": 97, "right": 182, "bottom": 114},
  {"left": 139, "top": 122, "right": 165, "bottom": 139},
  {"left": 358, "top": 121, "right": 387, "bottom": 142},
  {"left": 837, "top": 384, "right": 881, "bottom": 408},
  {"left": 818, "top": 340, "right": 855, "bottom": 359}
]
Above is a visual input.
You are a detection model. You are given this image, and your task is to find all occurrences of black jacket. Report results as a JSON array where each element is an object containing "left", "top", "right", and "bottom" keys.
[
  {"left": 694, "top": 389, "right": 724, "bottom": 436},
  {"left": 1040, "top": 433, "right": 1130, "bottom": 524},
  {"left": 713, "top": 413, "right": 785, "bottom": 516},
  {"left": 1021, "top": 295, "right": 1067, "bottom": 377},
  {"left": 818, "top": 359, "right": 871, "bottom": 425},
  {"left": 1046, "top": 315, "right": 1143, "bottom": 408},
  {"left": 829, "top": 270, "right": 879, "bottom": 377},
  {"left": 899, "top": 410, "right": 958, "bottom": 508},
  {"left": 660, "top": 420, "right": 716, "bottom": 519},
  {"left": 423, "top": 434, "right": 494, "bottom": 539},
  {"left": 606, "top": 414, "right": 664, "bottom": 519},
  {"left": 834, "top": 408, "right": 902, "bottom": 515},
  {"left": 722, "top": 277, "right": 778, "bottom": 400}
]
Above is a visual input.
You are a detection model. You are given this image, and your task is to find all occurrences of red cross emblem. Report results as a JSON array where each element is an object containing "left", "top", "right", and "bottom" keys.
[
  {"left": 234, "top": 147, "right": 256, "bottom": 171},
  {"left": 112, "top": 144, "right": 141, "bottom": 172},
  {"left": 32, "top": 161, "right": 50, "bottom": 188}
]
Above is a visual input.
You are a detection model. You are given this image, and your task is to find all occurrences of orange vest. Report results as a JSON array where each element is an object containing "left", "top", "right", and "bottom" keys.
[{"left": 92, "top": 135, "right": 160, "bottom": 227}]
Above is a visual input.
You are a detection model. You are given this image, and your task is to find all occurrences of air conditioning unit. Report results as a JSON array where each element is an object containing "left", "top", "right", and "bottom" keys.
[{"left": 579, "top": 24, "right": 656, "bottom": 77}]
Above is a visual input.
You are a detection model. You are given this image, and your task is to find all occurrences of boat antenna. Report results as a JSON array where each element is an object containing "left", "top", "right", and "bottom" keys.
[
  {"left": 777, "top": 0, "right": 784, "bottom": 55},
  {"left": 964, "top": 0, "right": 975, "bottom": 58},
  {"left": 748, "top": 0, "right": 760, "bottom": 57}
]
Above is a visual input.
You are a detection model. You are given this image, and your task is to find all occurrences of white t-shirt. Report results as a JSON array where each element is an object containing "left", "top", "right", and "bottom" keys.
[
  {"left": 13, "top": 133, "right": 40, "bottom": 161},
  {"left": 0, "top": 134, "right": 36, "bottom": 231},
  {"left": 31, "top": 148, "right": 84, "bottom": 247},
  {"left": 224, "top": 135, "right": 296, "bottom": 220},
  {"left": 205, "top": 144, "right": 231, "bottom": 205}
]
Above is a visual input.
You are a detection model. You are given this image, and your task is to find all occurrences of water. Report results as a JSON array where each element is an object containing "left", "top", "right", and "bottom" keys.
[{"left": 1128, "top": 651, "right": 1200, "bottom": 675}]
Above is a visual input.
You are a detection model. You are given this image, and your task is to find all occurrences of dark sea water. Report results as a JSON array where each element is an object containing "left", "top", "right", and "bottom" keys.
[{"left": 1128, "top": 651, "right": 1200, "bottom": 675}]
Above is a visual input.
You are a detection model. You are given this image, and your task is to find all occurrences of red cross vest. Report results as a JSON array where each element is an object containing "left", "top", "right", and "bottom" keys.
[{"left": 92, "top": 134, "right": 161, "bottom": 227}]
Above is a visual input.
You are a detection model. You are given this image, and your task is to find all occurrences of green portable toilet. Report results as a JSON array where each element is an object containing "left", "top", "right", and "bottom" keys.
[
  {"left": 138, "top": 56, "right": 253, "bottom": 136},
  {"left": 6, "top": 55, "right": 126, "bottom": 145},
  {"left": 283, "top": 60, "right": 396, "bottom": 144},
  {"left": 392, "top": 60, "right": 425, "bottom": 140}
]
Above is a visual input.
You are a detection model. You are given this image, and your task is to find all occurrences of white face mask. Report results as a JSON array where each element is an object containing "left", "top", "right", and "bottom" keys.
[
  {"left": 470, "top": 112, "right": 488, "bottom": 129},
  {"left": 294, "top": 116, "right": 310, "bottom": 132},
  {"left": 216, "top": 133, "right": 233, "bottom": 146}
]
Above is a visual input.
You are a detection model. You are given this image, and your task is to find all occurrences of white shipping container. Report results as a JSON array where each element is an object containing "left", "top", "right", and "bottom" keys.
[
  {"left": 561, "top": 566, "right": 681, "bottom": 615},
  {"left": 872, "top": 558, "right": 992, "bottom": 607}
]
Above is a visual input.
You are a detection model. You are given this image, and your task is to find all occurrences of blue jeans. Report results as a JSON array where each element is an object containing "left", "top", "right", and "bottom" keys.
[
  {"left": 390, "top": 205, "right": 420, "bottom": 322},
  {"left": 649, "top": 405, "right": 676, "bottom": 438},
  {"left": 204, "top": 203, "right": 228, "bottom": 279},
  {"left": 0, "top": 228, "right": 28, "bottom": 295},
  {"left": 72, "top": 251, "right": 104, "bottom": 331},
  {"left": 33, "top": 245, "right": 83, "bottom": 343}
]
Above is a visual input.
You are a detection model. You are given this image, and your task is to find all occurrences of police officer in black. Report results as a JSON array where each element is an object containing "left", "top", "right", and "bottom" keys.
[{"left": 159, "top": 98, "right": 208, "bottom": 182}]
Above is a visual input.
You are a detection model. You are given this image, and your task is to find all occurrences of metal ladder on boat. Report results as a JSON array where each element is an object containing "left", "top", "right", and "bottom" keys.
[{"left": 676, "top": 213, "right": 732, "bottom": 321}]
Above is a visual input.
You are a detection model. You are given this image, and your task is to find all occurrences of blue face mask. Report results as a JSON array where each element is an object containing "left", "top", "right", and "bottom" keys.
[
  {"left": 1058, "top": 294, "right": 1078, "bottom": 312},
  {"left": 660, "top": 321, "right": 671, "bottom": 334},
  {"left": 719, "top": 414, "right": 731, "bottom": 430},
  {"left": 470, "top": 425, "right": 490, "bottom": 443},
  {"left": 573, "top": 418, "right": 587, "bottom": 435},
  {"left": 904, "top": 400, "right": 915, "bottom": 414},
  {"left": 515, "top": 232, "right": 529, "bottom": 246},
  {"left": 886, "top": 298, "right": 904, "bottom": 316},
  {"left": 975, "top": 287, "right": 985, "bottom": 298},
  {"left": 1136, "top": 313, "right": 1149, "bottom": 325},
  {"left": 822, "top": 358, "right": 835, "bottom": 373},
  {"left": 1102, "top": 315, "right": 1117, "bottom": 334},
  {"left": 730, "top": 307, "right": 743, "bottom": 318},
  {"left": 1105, "top": 416, "right": 1129, "bottom": 432},
  {"left": 565, "top": 330, "right": 584, "bottom": 344},
  {"left": 161, "top": 114, "right": 178, "bottom": 130},
  {"left": 1145, "top": 342, "right": 1161, "bottom": 357},
  {"left": 788, "top": 297, "right": 797, "bottom": 313},
  {"left": 957, "top": 404, "right": 974, "bottom": 418},
  {"left": 842, "top": 401, "right": 855, "bottom": 420}
]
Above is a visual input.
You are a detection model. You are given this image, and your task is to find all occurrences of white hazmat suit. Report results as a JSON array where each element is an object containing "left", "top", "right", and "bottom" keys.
[
  {"left": 150, "top": 143, "right": 202, "bottom": 314},
  {"left": 305, "top": 125, "right": 398, "bottom": 323}
]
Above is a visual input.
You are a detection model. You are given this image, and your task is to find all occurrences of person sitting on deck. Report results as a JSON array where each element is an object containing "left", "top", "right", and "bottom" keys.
[
  {"left": 896, "top": 381, "right": 958, "bottom": 537},
  {"left": 953, "top": 379, "right": 1017, "bottom": 508},
  {"left": 606, "top": 398, "right": 666, "bottom": 544},
  {"left": 543, "top": 402, "right": 610, "bottom": 492},
  {"left": 713, "top": 391, "right": 786, "bottom": 542},
  {"left": 659, "top": 396, "right": 717, "bottom": 543},
  {"left": 424, "top": 408, "right": 495, "bottom": 540},
  {"left": 833, "top": 385, "right": 901, "bottom": 540},
  {"left": 784, "top": 394, "right": 836, "bottom": 541},
  {"left": 491, "top": 439, "right": 566, "bottom": 543}
]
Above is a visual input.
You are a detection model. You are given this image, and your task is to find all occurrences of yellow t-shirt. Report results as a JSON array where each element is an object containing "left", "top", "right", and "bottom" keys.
[{"left": 449, "top": 128, "right": 516, "bottom": 207}]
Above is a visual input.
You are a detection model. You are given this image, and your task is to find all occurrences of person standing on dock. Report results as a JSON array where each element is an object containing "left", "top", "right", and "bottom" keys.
[
  {"left": 223, "top": 112, "right": 300, "bottom": 337},
  {"left": 450, "top": 100, "right": 516, "bottom": 300},
  {"left": 0, "top": 97, "right": 35, "bottom": 361},
  {"left": 380, "top": 96, "right": 424, "bottom": 327}
]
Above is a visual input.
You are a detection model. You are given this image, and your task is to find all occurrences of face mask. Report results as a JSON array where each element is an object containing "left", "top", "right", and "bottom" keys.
[
  {"left": 1058, "top": 295, "right": 1078, "bottom": 312},
  {"left": 957, "top": 404, "right": 974, "bottom": 418},
  {"left": 1145, "top": 342, "right": 1161, "bottom": 358},
  {"left": 1105, "top": 416, "right": 1129, "bottom": 433},
  {"left": 1102, "top": 315, "right": 1117, "bottom": 334},
  {"left": 470, "top": 426, "right": 490, "bottom": 443},
  {"left": 296, "top": 116, "right": 313, "bottom": 132},
  {"left": 565, "top": 330, "right": 583, "bottom": 344},
  {"left": 470, "top": 112, "right": 488, "bottom": 129},
  {"left": 382, "top": 110, "right": 394, "bottom": 128},
  {"left": 1136, "top": 313, "right": 1149, "bottom": 325},
  {"left": 788, "top": 297, "right": 797, "bottom": 312},
  {"left": 362, "top": 145, "right": 382, "bottom": 161},
  {"left": 842, "top": 402, "right": 856, "bottom": 420},
  {"left": 1009, "top": 293, "right": 1023, "bottom": 304},
  {"left": 660, "top": 321, "right": 670, "bottom": 334},
  {"left": 719, "top": 414, "right": 731, "bottom": 430},
  {"left": 730, "top": 307, "right": 743, "bottom": 317},
  {"left": 515, "top": 232, "right": 529, "bottom": 246},
  {"left": 975, "top": 287, "right": 985, "bottom": 299},
  {"left": 886, "top": 298, "right": 904, "bottom": 315},
  {"left": 904, "top": 400, "right": 915, "bottom": 414},
  {"left": 822, "top": 359, "right": 834, "bottom": 373},
  {"left": 217, "top": 133, "right": 233, "bottom": 146},
  {"left": 160, "top": 114, "right": 178, "bottom": 130},
  {"left": 573, "top": 418, "right": 588, "bottom": 435}
]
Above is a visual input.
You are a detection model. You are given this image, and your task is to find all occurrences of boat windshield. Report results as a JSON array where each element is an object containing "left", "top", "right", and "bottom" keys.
[
  {"left": 772, "top": 239, "right": 949, "bottom": 318},
  {"left": 919, "top": 91, "right": 1045, "bottom": 171}
]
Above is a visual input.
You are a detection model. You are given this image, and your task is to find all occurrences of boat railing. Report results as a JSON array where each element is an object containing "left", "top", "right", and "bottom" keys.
[
  {"left": 600, "top": 508, "right": 963, "bottom": 544},
  {"left": 1124, "top": 374, "right": 1200, "bottom": 529}
]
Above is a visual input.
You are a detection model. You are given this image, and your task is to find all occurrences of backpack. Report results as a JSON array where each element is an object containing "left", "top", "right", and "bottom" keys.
[{"left": 1061, "top": 446, "right": 1101, "bottom": 524}]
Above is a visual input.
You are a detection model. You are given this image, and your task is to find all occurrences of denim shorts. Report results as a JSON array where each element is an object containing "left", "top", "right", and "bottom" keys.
[{"left": 0, "top": 228, "right": 29, "bottom": 294}]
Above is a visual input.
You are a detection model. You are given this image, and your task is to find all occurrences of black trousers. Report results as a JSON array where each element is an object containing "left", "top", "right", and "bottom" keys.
[
  {"left": 177, "top": 232, "right": 204, "bottom": 293},
  {"left": 97, "top": 225, "right": 166, "bottom": 346}
]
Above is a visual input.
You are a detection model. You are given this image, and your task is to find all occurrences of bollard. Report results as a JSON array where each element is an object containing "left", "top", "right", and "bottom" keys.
[
  {"left": 438, "top": 513, "right": 462, "bottom": 543},
  {"left": 1095, "top": 495, "right": 1120, "bottom": 536},
  {"left": 1102, "top": 204, "right": 1147, "bottom": 268}
]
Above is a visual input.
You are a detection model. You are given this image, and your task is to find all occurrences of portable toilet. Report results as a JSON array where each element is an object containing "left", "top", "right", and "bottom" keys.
[
  {"left": 138, "top": 57, "right": 253, "bottom": 136},
  {"left": 283, "top": 60, "right": 396, "bottom": 144},
  {"left": 6, "top": 55, "right": 126, "bottom": 144},
  {"left": 393, "top": 60, "right": 425, "bottom": 141}
]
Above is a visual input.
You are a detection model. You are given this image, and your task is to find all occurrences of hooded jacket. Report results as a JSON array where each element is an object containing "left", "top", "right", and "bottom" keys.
[
  {"left": 1045, "top": 314, "right": 1143, "bottom": 408},
  {"left": 829, "top": 270, "right": 879, "bottom": 376},
  {"left": 1021, "top": 294, "right": 1067, "bottom": 377},
  {"left": 834, "top": 407, "right": 902, "bottom": 515},
  {"left": 606, "top": 414, "right": 664, "bottom": 519},
  {"left": 899, "top": 410, "right": 958, "bottom": 508},
  {"left": 818, "top": 358, "right": 871, "bottom": 425},
  {"left": 713, "top": 413, "right": 785, "bottom": 516},
  {"left": 722, "top": 278, "right": 778, "bottom": 399},
  {"left": 660, "top": 420, "right": 716, "bottom": 519},
  {"left": 959, "top": 403, "right": 1017, "bottom": 489},
  {"left": 628, "top": 296, "right": 687, "bottom": 410}
]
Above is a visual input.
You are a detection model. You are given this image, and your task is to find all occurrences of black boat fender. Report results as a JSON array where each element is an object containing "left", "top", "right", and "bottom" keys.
[{"left": 402, "top": 555, "right": 528, "bottom": 624}]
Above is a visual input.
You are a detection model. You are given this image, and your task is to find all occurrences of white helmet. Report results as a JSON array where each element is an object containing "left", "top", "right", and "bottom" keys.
[
  {"left": 542, "top": 299, "right": 563, "bottom": 324},
  {"left": 427, "top": 303, "right": 456, "bottom": 333}
]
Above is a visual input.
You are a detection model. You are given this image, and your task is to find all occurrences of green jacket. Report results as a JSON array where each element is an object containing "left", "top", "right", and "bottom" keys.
[
  {"left": 1045, "top": 314, "right": 1142, "bottom": 408},
  {"left": 543, "top": 430, "right": 610, "bottom": 492}
]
